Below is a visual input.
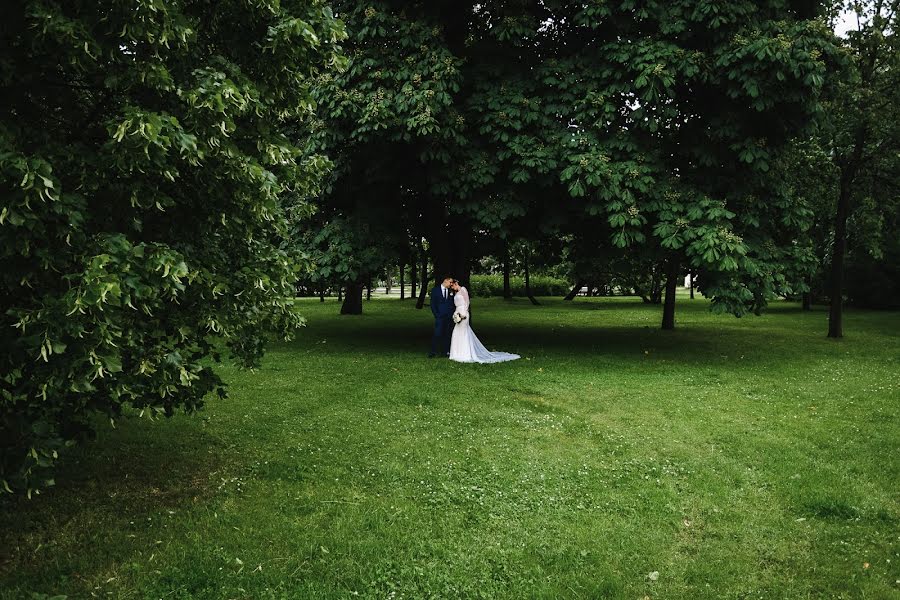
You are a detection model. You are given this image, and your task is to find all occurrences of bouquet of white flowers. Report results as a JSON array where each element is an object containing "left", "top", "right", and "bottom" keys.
[{"left": 452, "top": 312, "right": 467, "bottom": 324}]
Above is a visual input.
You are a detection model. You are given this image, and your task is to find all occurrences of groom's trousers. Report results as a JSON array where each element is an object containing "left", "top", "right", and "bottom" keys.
[{"left": 431, "top": 316, "right": 452, "bottom": 356}]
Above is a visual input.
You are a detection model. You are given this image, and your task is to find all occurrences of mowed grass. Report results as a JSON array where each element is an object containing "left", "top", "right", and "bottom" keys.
[{"left": 1, "top": 294, "right": 899, "bottom": 599}]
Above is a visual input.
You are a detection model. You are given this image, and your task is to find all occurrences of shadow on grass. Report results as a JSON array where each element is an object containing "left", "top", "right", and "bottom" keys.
[
  {"left": 290, "top": 296, "right": 900, "bottom": 366},
  {"left": 281, "top": 316, "right": 841, "bottom": 368},
  {"left": 0, "top": 416, "right": 227, "bottom": 576}
]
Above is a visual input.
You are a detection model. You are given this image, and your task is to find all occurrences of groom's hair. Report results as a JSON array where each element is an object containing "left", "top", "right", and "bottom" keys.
[{"left": 442, "top": 275, "right": 454, "bottom": 282}]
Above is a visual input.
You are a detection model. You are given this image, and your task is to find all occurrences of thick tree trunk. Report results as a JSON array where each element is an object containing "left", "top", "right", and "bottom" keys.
[
  {"left": 502, "top": 242, "right": 512, "bottom": 299},
  {"left": 564, "top": 280, "right": 584, "bottom": 301},
  {"left": 418, "top": 3, "right": 473, "bottom": 285},
  {"left": 426, "top": 202, "right": 451, "bottom": 284},
  {"left": 365, "top": 279, "right": 372, "bottom": 301},
  {"left": 340, "top": 282, "right": 363, "bottom": 315},
  {"left": 661, "top": 257, "right": 679, "bottom": 330},
  {"left": 399, "top": 264, "right": 405, "bottom": 300},
  {"left": 523, "top": 248, "right": 540, "bottom": 306},
  {"left": 319, "top": 286, "right": 325, "bottom": 303},
  {"left": 425, "top": 201, "right": 472, "bottom": 287},
  {"left": 449, "top": 214, "right": 472, "bottom": 285}
]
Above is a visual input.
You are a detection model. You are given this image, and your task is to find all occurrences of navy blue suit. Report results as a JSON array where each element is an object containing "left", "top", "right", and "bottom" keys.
[{"left": 430, "top": 285, "right": 455, "bottom": 356}]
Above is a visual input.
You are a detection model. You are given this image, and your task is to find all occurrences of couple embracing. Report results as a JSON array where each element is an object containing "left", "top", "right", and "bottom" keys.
[{"left": 429, "top": 276, "right": 520, "bottom": 364}]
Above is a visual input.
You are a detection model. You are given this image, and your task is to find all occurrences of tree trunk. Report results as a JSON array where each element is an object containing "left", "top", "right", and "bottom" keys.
[
  {"left": 828, "top": 129, "right": 866, "bottom": 338},
  {"left": 425, "top": 202, "right": 472, "bottom": 287},
  {"left": 365, "top": 279, "right": 372, "bottom": 301},
  {"left": 426, "top": 202, "right": 452, "bottom": 284},
  {"left": 633, "top": 282, "right": 650, "bottom": 303},
  {"left": 802, "top": 291, "right": 812, "bottom": 311},
  {"left": 411, "top": 253, "right": 417, "bottom": 300},
  {"left": 399, "top": 264, "right": 405, "bottom": 300},
  {"left": 661, "top": 257, "right": 679, "bottom": 330},
  {"left": 502, "top": 242, "right": 512, "bottom": 299},
  {"left": 564, "top": 280, "right": 584, "bottom": 301},
  {"left": 319, "top": 286, "right": 325, "bottom": 303},
  {"left": 828, "top": 169, "right": 856, "bottom": 337},
  {"left": 337, "top": 286, "right": 343, "bottom": 302},
  {"left": 523, "top": 247, "right": 540, "bottom": 306},
  {"left": 449, "top": 213, "right": 473, "bottom": 285},
  {"left": 340, "top": 282, "right": 363, "bottom": 315},
  {"left": 385, "top": 274, "right": 392, "bottom": 296},
  {"left": 649, "top": 263, "right": 664, "bottom": 304},
  {"left": 689, "top": 271, "right": 695, "bottom": 299},
  {"left": 415, "top": 250, "right": 429, "bottom": 309}
]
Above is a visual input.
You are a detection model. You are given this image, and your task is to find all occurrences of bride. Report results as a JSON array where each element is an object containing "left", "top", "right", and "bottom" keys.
[{"left": 448, "top": 280, "right": 520, "bottom": 364}]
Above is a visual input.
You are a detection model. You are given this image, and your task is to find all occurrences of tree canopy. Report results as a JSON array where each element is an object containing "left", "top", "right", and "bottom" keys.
[
  {"left": 310, "top": 0, "right": 840, "bottom": 320},
  {"left": 0, "top": 0, "right": 345, "bottom": 494}
]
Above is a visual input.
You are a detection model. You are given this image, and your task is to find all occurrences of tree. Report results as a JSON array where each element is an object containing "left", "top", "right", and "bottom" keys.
[
  {"left": 550, "top": 2, "right": 838, "bottom": 325},
  {"left": 822, "top": 0, "right": 899, "bottom": 336},
  {"left": 782, "top": 2, "right": 900, "bottom": 325},
  {"left": 299, "top": 212, "right": 400, "bottom": 315},
  {"left": 0, "top": 0, "right": 345, "bottom": 494},
  {"left": 310, "top": 2, "right": 467, "bottom": 301}
]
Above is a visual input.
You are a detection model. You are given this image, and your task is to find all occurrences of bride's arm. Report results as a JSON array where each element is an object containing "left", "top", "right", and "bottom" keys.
[{"left": 461, "top": 287, "right": 471, "bottom": 314}]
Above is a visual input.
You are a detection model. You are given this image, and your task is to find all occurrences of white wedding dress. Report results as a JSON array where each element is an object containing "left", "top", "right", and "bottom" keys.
[{"left": 449, "top": 287, "right": 520, "bottom": 364}]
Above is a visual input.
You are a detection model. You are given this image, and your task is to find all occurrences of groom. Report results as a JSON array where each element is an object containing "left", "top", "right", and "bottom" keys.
[{"left": 428, "top": 276, "right": 455, "bottom": 358}]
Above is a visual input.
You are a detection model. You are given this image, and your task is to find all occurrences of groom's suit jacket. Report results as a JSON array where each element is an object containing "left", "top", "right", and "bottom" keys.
[{"left": 430, "top": 285, "right": 455, "bottom": 319}]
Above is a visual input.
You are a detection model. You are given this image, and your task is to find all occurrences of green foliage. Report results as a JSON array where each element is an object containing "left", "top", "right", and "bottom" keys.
[
  {"left": 312, "top": 4, "right": 462, "bottom": 146},
  {"left": 469, "top": 274, "right": 570, "bottom": 297},
  {"left": 299, "top": 214, "right": 400, "bottom": 289},
  {"left": 311, "top": 1, "right": 840, "bottom": 318},
  {"left": 0, "top": 0, "right": 345, "bottom": 494}
]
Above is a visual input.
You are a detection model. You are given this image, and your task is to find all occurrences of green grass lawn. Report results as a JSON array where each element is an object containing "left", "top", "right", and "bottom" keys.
[{"left": 2, "top": 295, "right": 899, "bottom": 599}]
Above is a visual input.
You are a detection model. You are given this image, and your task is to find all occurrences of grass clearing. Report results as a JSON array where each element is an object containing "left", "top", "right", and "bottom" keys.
[{"left": 2, "top": 295, "right": 898, "bottom": 598}]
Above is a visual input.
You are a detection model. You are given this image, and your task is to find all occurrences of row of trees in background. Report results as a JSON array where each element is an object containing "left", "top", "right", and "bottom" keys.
[
  {"left": 296, "top": 243, "right": 688, "bottom": 304},
  {"left": 297, "top": 0, "right": 841, "bottom": 330},
  {"left": 298, "top": 0, "right": 898, "bottom": 337}
]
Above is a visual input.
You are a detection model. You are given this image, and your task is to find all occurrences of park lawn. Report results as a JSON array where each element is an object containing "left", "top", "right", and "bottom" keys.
[{"left": 1, "top": 295, "right": 898, "bottom": 599}]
